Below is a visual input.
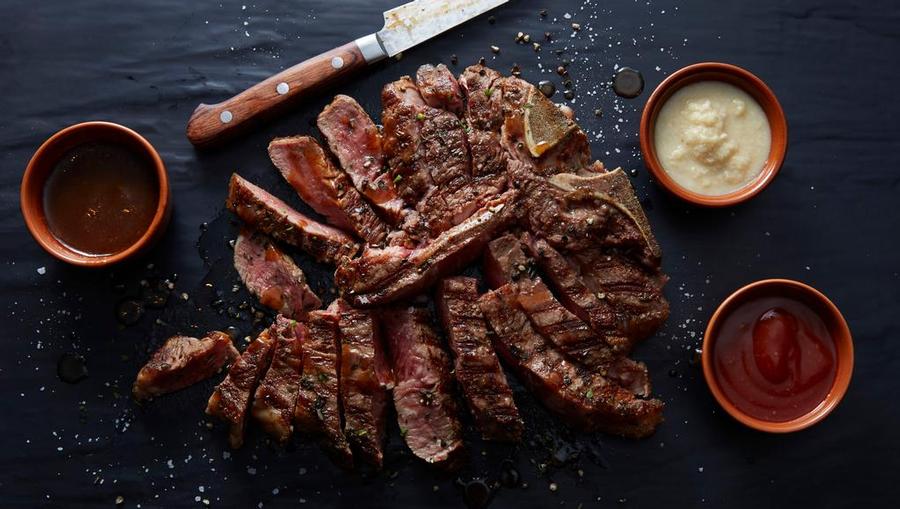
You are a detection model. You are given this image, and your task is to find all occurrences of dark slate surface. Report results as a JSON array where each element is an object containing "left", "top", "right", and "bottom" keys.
[{"left": 1, "top": 0, "right": 898, "bottom": 507}]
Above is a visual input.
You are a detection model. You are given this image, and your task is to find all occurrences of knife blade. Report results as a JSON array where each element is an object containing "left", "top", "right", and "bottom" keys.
[{"left": 186, "top": 0, "right": 508, "bottom": 148}]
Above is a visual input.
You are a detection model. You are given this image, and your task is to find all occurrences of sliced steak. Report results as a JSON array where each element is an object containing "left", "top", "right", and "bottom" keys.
[
  {"left": 479, "top": 285, "right": 664, "bottom": 438},
  {"left": 294, "top": 310, "right": 353, "bottom": 469},
  {"left": 234, "top": 229, "right": 321, "bottom": 319},
  {"left": 226, "top": 173, "right": 359, "bottom": 264},
  {"left": 416, "top": 64, "right": 464, "bottom": 116},
  {"left": 567, "top": 250, "right": 670, "bottom": 343},
  {"left": 383, "top": 306, "right": 465, "bottom": 469},
  {"left": 317, "top": 95, "right": 405, "bottom": 223},
  {"left": 133, "top": 331, "right": 238, "bottom": 401},
  {"left": 522, "top": 233, "right": 628, "bottom": 351},
  {"left": 484, "top": 234, "right": 650, "bottom": 396},
  {"left": 329, "top": 299, "right": 392, "bottom": 469},
  {"left": 268, "top": 136, "right": 388, "bottom": 245},
  {"left": 435, "top": 277, "right": 523, "bottom": 442},
  {"left": 335, "top": 190, "right": 519, "bottom": 306},
  {"left": 383, "top": 73, "right": 485, "bottom": 236},
  {"left": 251, "top": 316, "right": 304, "bottom": 443},
  {"left": 206, "top": 327, "right": 277, "bottom": 448}
]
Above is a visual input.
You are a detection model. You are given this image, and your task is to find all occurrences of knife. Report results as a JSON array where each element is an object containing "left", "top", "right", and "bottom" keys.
[{"left": 186, "top": 0, "right": 508, "bottom": 147}]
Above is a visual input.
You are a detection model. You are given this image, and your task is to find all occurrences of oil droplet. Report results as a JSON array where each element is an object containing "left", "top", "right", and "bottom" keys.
[
  {"left": 462, "top": 479, "right": 492, "bottom": 509},
  {"left": 116, "top": 299, "right": 144, "bottom": 326},
  {"left": 613, "top": 67, "right": 644, "bottom": 99},
  {"left": 538, "top": 80, "right": 556, "bottom": 98},
  {"left": 57, "top": 353, "right": 88, "bottom": 384}
]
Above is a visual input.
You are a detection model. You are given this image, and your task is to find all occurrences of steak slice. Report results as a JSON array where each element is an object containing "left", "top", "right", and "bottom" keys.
[
  {"left": 479, "top": 286, "right": 664, "bottom": 438},
  {"left": 484, "top": 234, "right": 650, "bottom": 396},
  {"left": 133, "top": 331, "right": 238, "bottom": 401},
  {"left": 317, "top": 95, "right": 404, "bottom": 223},
  {"left": 268, "top": 136, "right": 388, "bottom": 245},
  {"left": 226, "top": 173, "right": 359, "bottom": 264},
  {"left": 234, "top": 228, "right": 321, "bottom": 319},
  {"left": 435, "top": 277, "right": 524, "bottom": 442},
  {"left": 382, "top": 74, "right": 479, "bottom": 236},
  {"left": 522, "top": 233, "right": 628, "bottom": 351},
  {"left": 329, "top": 299, "right": 392, "bottom": 469},
  {"left": 568, "top": 250, "right": 670, "bottom": 343},
  {"left": 335, "top": 190, "right": 519, "bottom": 307},
  {"left": 383, "top": 306, "right": 465, "bottom": 469},
  {"left": 294, "top": 310, "right": 353, "bottom": 469},
  {"left": 416, "top": 63, "right": 465, "bottom": 116},
  {"left": 206, "top": 327, "right": 277, "bottom": 448},
  {"left": 251, "top": 316, "right": 304, "bottom": 444}
]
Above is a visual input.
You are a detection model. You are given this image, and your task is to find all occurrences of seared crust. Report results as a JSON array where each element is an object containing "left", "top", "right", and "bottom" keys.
[{"left": 251, "top": 316, "right": 304, "bottom": 443}]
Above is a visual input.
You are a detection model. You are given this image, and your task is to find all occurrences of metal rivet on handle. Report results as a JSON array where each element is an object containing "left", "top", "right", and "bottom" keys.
[
  {"left": 276, "top": 82, "right": 289, "bottom": 95},
  {"left": 331, "top": 56, "right": 344, "bottom": 69},
  {"left": 219, "top": 110, "right": 233, "bottom": 124}
]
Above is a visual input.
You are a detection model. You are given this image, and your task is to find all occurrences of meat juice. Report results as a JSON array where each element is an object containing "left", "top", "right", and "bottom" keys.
[
  {"left": 43, "top": 141, "right": 158, "bottom": 256},
  {"left": 712, "top": 296, "right": 837, "bottom": 422}
]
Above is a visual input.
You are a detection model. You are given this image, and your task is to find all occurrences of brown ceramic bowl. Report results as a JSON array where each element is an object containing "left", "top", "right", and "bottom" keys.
[
  {"left": 702, "top": 279, "right": 853, "bottom": 433},
  {"left": 21, "top": 121, "right": 171, "bottom": 267},
  {"left": 640, "top": 62, "right": 788, "bottom": 207}
]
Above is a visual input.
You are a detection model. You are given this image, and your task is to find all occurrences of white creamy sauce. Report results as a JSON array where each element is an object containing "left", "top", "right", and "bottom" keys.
[{"left": 654, "top": 81, "right": 771, "bottom": 196}]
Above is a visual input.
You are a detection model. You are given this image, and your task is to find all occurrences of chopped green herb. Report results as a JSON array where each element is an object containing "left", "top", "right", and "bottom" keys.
[
  {"left": 393, "top": 174, "right": 403, "bottom": 184},
  {"left": 400, "top": 427, "right": 408, "bottom": 438},
  {"left": 484, "top": 87, "right": 494, "bottom": 97},
  {"left": 416, "top": 112, "right": 425, "bottom": 121},
  {"left": 585, "top": 389, "right": 594, "bottom": 400}
]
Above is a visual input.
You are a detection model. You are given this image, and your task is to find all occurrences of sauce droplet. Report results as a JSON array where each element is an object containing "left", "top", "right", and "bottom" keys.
[
  {"left": 57, "top": 353, "right": 88, "bottom": 384},
  {"left": 613, "top": 67, "right": 644, "bottom": 98},
  {"left": 462, "top": 479, "right": 492, "bottom": 509},
  {"left": 752, "top": 307, "right": 799, "bottom": 384}
]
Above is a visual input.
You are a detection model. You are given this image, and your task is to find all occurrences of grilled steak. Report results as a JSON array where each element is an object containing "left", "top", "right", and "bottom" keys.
[
  {"left": 459, "top": 65, "right": 508, "bottom": 181},
  {"left": 234, "top": 229, "right": 321, "bottom": 319},
  {"left": 416, "top": 63, "right": 465, "bottom": 116},
  {"left": 226, "top": 173, "right": 359, "bottom": 264},
  {"left": 206, "top": 327, "right": 277, "bottom": 448},
  {"left": 522, "top": 233, "right": 628, "bottom": 351},
  {"left": 251, "top": 316, "right": 304, "bottom": 443},
  {"left": 479, "top": 285, "right": 663, "bottom": 438},
  {"left": 268, "top": 136, "right": 388, "bottom": 245},
  {"left": 383, "top": 306, "right": 465, "bottom": 469},
  {"left": 521, "top": 168, "right": 661, "bottom": 269},
  {"left": 294, "top": 310, "right": 353, "bottom": 469},
  {"left": 435, "top": 277, "right": 523, "bottom": 442},
  {"left": 133, "top": 331, "right": 238, "bottom": 401},
  {"left": 484, "top": 234, "right": 650, "bottom": 396},
  {"left": 566, "top": 250, "right": 670, "bottom": 344},
  {"left": 383, "top": 72, "right": 497, "bottom": 236},
  {"left": 317, "top": 95, "right": 404, "bottom": 223},
  {"left": 329, "top": 299, "right": 392, "bottom": 469},
  {"left": 335, "top": 190, "right": 519, "bottom": 306}
]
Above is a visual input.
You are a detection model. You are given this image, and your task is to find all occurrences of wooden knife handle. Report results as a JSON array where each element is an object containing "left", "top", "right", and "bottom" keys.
[{"left": 186, "top": 41, "right": 367, "bottom": 148}]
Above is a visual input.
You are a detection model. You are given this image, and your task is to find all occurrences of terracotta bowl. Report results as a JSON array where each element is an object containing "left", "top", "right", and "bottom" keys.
[
  {"left": 21, "top": 121, "right": 171, "bottom": 267},
  {"left": 640, "top": 62, "right": 788, "bottom": 207},
  {"left": 702, "top": 279, "right": 853, "bottom": 433}
]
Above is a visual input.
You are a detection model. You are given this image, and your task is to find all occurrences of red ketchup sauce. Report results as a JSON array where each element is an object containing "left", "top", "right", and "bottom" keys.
[{"left": 712, "top": 296, "right": 836, "bottom": 422}]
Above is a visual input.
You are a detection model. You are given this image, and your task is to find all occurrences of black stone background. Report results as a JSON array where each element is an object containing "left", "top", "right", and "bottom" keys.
[{"left": 1, "top": 0, "right": 898, "bottom": 507}]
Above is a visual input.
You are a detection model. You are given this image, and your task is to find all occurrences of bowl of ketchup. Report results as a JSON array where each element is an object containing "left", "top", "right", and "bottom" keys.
[{"left": 702, "top": 279, "right": 853, "bottom": 433}]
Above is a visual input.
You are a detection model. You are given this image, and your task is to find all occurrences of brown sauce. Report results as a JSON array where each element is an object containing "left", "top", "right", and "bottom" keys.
[{"left": 43, "top": 141, "right": 159, "bottom": 256}]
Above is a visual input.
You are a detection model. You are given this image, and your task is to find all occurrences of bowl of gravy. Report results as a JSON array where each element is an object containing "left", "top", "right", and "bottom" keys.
[
  {"left": 640, "top": 62, "right": 788, "bottom": 206},
  {"left": 21, "top": 121, "right": 171, "bottom": 266}
]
